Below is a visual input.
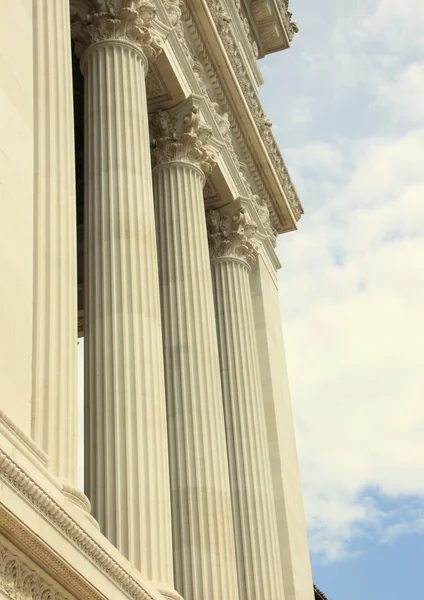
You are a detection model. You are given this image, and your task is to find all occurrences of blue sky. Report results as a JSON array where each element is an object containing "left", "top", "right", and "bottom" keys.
[{"left": 259, "top": 0, "right": 424, "bottom": 597}]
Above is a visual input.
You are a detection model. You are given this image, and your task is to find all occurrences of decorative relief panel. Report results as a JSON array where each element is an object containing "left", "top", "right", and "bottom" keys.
[{"left": 0, "top": 543, "right": 72, "bottom": 600}]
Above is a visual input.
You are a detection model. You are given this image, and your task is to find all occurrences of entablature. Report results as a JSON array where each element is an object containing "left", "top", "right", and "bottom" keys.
[{"left": 182, "top": 0, "right": 303, "bottom": 231}]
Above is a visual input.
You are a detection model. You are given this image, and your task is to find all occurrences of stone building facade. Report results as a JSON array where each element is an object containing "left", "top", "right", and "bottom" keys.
[{"left": 0, "top": 1, "right": 314, "bottom": 600}]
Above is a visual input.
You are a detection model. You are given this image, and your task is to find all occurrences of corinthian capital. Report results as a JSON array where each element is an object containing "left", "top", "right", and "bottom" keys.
[
  {"left": 71, "top": 1, "right": 162, "bottom": 61},
  {"left": 150, "top": 107, "right": 218, "bottom": 175},
  {"left": 206, "top": 207, "right": 258, "bottom": 267}
]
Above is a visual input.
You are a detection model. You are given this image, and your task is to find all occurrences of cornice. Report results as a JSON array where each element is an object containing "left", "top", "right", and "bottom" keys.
[{"left": 182, "top": 0, "right": 303, "bottom": 233}]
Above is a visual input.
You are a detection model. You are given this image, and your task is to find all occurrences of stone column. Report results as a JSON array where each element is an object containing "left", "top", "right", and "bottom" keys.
[
  {"left": 207, "top": 208, "right": 285, "bottom": 600},
  {"left": 151, "top": 107, "right": 240, "bottom": 600},
  {"left": 71, "top": 2, "right": 174, "bottom": 586},
  {"left": 31, "top": 0, "right": 84, "bottom": 508}
]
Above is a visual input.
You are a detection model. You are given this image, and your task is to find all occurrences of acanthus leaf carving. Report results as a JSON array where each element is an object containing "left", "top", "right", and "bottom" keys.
[
  {"left": 0, "top": 544, "right": 66, "bottom": 600},
  {"left": 71, "top": 1, "right": 163, "bottom": 62},
  {"left": 150, "top": 107, "right": 218, "bottom": 176},
  {"left": 206, "top": 208, "right": 258, "bottom": 267}
]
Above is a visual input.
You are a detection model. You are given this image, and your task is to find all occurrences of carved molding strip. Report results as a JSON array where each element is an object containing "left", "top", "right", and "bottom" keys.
[
  {"left": 0, "top": 539, "right": 72, "bottom": 600},
  {"left": 0, "top": 449, "right": 160, "bottom": 600},
  {"left": 0, "top": 410, "right": 47, "bottom": 466}
]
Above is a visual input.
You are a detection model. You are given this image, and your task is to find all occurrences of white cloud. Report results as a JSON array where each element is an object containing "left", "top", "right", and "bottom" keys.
[
  {"left": 374, "top": 62, "right": 424, "bottom": 122},
  {"left": 276, "top": 132, "right": 424, "bottom": 560},
  {"left": 270, "top": 7, "right": 424, "bottom": 557},
  {"left": 286, "top": 142, "right": 344, "bottom": 176},
  {"left": 358, "top": 0, "right": 424, "bottom": 51}
]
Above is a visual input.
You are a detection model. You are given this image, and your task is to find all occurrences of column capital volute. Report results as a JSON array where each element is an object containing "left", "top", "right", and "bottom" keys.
[
  {"left": 206, "top": 205, "right": 259, "bottom": 268},
  {"left": 70, "top": 1, "right": 163, "bottom": 64},
  {"left": 150, "top": 101, "right": 220, "bottom": 178}
]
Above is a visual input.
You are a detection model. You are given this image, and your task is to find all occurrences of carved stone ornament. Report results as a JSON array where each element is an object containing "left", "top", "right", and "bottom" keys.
[
  {"left": 201, "top": 0, "right": 304, "bottom": 221},
  {"left": 150, "top": 107, "right": 218, "bottom": 175},
  {"left": 251, "top": 195, "right": 278, "bottom": 247},
  {"left": 0, "top": 543, "right": 69, "bottom": 600},
  {"left": 276, "top": 0, "right": 299, "bottom": 41},
  {"left": 71, "top": 1, "right": 163, "bottom": 61},
  {"left": 162, "top": 0, "right": 181, "bottom": 27},
  {"left": 206, "top": 208, "right": 258, "bottom": 267}
]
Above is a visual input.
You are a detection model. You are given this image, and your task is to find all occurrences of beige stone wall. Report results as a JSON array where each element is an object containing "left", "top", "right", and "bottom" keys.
[
  {"left": 0, "top": 0, "right": 33, "bottom": 434},
  {"left": 251, "top": 254, "right": 314, "bottom": 600}
]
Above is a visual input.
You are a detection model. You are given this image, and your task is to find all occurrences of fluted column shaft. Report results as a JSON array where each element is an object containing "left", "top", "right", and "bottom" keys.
[
  {"left": 31, "top": 0, "right": 79, "bottom": 491},
  {"left": 208, "top": 211, "right": 285, "bottom": 600},
  {"left": 72, "top": 7, "right": 173, "bottom": 584},
  {"left": 152, "top": 109, "right": 239, "bottom": 600}
]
